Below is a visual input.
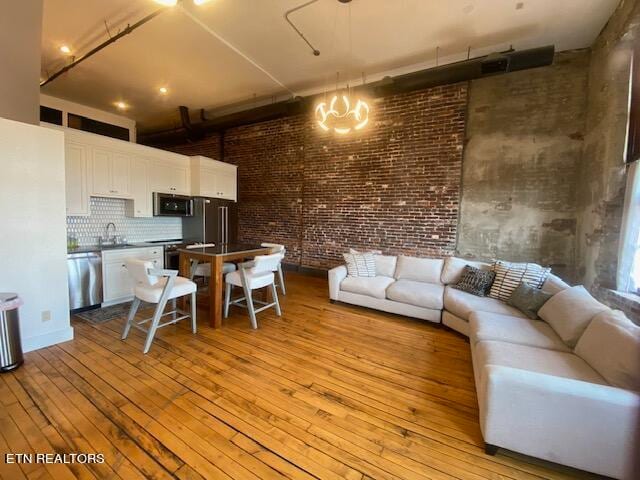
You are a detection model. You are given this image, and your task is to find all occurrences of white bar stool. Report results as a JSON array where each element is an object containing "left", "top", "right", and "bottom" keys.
[
  {"left": 223, "top": 253, "right": 282, "bottom": 328},
  {"left": 192, "top": 261, "right": 237, "bottom": 278},
  {"left": 261, "top": 243, "right": 286, "bottom": 295},
  {"left": 122, "top": 259, "right": 197, "bottom": 354}
]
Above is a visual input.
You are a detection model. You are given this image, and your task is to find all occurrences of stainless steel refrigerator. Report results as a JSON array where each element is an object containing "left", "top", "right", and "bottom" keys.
[{"left": 182, "top": 197, "right": 238, "bottom": 245}]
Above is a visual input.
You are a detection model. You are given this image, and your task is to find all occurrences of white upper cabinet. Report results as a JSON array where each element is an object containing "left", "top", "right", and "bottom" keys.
[
  {"left": 89, "top": 147, "right": 131, "bottom": 198},
  {"left": 64, "top": 141, "right": 89, "bottom": 216},
  {"left": 190, "top": 156, "right": 237, "bottom": 201},
  {"left": 149, "top": 156, "right": 191, "bottom": 195},
  {"left": 127, "top": 157, "right": 151, "bottom": 217},
  {"left": 61, "top": 128, "right": 221, "bottom": 216}
]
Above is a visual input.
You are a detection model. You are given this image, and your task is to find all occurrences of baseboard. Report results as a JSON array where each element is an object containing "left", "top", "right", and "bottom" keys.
[
  {"left": 282, "top": 263, "right": 328, "bottom": 278},
  {"left": 22, "top": 326, "right": 74, "bottom": 353}
]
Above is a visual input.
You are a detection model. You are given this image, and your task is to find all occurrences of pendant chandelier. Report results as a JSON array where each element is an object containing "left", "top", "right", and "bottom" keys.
[{"left": 314, "top": 0, "right": 370, "bottom": 135}]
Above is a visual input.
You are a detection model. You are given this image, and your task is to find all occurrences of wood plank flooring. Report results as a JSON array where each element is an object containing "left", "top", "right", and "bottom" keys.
[{"left": 0, "top": 272, "right": 605, "bottom": 479}]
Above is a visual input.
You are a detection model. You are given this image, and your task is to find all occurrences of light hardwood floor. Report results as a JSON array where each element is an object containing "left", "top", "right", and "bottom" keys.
[{"left": 0, "top": 272, "right": 605, "bottom": 480}]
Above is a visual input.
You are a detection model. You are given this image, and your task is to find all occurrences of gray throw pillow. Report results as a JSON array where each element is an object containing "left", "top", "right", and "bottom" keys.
[
  {"left": 451, "top": 265, "right": 496, "bottom": 297},
  {"left": 507, "top": 282, "right": 553, "bottom": 319}
]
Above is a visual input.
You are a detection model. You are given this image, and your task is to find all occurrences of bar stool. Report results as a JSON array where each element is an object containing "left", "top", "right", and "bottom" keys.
[
  {"left": 261, "top": 243, "right": 286, "bottom": 295},
  {"left": 192, "top": 261, "right": 237, "bottom": 278},
  {"left": 122, "top": 259, "right": 197, "bottom": 354},
  {"left": 223, "top": 253, "right": 283, "bottom": 328}
]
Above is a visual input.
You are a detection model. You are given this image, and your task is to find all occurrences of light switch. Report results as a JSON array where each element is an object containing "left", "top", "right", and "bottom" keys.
[{"left": 41, "top": 310, "right": 51, "bottom": 322}]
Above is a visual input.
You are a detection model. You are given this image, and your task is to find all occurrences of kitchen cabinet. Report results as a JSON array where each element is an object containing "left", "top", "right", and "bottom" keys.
[
  {"left": 127, "top": 157, "right": 152, "bottom": 217},
  {"left": 149, "top": 157, "right": 190, "bottom": 195},
  {"left": 102, "top": 247, "right": 163, "bottom": 305},
  {"left": 190, "top": 156, "right": 237, "bottom": 201},
  {"left": 64, "top": 141, "right": 89, "bottom": 215},
  {"left": 90, "top": 147, "right": 131, "bottom": 197}
]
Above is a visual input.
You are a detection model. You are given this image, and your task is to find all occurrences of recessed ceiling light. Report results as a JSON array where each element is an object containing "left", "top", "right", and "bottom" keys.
[
  {"left": 60, "top": 45, "right": 71, "bottom": 54},
  {"left": 115, "top": 101, "right": 128, "bottom": 110},
  {"left": 193, "top": 0, "right": 214, "bottom": 5},
  {"left": 516, "top": 2, "right": 524, "bottom": 9},
  {"left": 153, "top": 0, "right": 178, "bottom": 6},
  {"left": 159, "top": 86, "right": 168, "bottom": 95}
]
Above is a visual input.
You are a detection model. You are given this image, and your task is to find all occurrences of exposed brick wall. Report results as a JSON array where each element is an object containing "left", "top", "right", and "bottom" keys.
[
  {"left": 225, "top": 117, "right": 306, "bottom": 265},
  {"left": 155, "top": 83, "right": 467, "bottom": 269},
  {"left": 302, "top": 86, "right": 466, "bottom": 268}
]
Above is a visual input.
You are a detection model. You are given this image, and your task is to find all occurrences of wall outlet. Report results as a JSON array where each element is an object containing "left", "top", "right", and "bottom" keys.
[{"left": 41, "top": 310, "right": 51, "bottom": 322}]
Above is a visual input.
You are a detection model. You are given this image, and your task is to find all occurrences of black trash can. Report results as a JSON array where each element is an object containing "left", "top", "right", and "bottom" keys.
[{"left": 0, "top": 293, "right": 24, "bottom": 372}]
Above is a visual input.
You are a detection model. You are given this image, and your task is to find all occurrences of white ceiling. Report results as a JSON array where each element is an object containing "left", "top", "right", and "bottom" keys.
[{"left": 41, "top": 0, "right": 620, "bottom": 132}]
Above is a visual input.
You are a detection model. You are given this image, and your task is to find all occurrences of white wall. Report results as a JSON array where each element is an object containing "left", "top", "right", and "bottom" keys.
[
  {"left": 40, "top": 94, "right": 137, "bottom": 142},
  {"left": 0, "top": 117, "right": 73, "bottom": 352},
  {"left": 0, "top": 1, "right": 42, "bottom": 124}
]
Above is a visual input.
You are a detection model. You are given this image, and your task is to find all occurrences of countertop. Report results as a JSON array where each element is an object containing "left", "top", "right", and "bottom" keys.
[{"left": 67, "top": 242, "right": 162, "bottom": 255}]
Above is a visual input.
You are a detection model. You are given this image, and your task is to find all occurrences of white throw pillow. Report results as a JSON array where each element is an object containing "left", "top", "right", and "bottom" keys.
[
  {"left": 349, "top": 249, "right": 396, "bottom": 277},
  {"left": 343, "top": 252, "right": 376, "bottom": 277},
  {"left": 489, "top": 260, "right": 551, "bottom": 301},
  {"left": 394, "top": 255, "right": 444, "bottom": 284},
  {"left": 441, "top": 257, "right": 491, "bottom": 284},
  {"left": 575, "top": 310, "right": 640, "bottom": 391},
  {"left": 374, "top": 255, "right": 397, "bottom": 278},
  {"left": 538, "top": 285, "right": 609, "bottom": 347}
]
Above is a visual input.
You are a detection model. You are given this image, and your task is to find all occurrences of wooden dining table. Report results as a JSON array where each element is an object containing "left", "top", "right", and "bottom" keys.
[{"left": 178, "top": 243, "right": 272, "bottom": 328}]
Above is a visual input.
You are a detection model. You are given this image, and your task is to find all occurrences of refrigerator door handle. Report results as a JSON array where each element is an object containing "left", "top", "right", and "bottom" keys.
[{"left": 223, "top": 207, "right": 228, "bottom": 244}]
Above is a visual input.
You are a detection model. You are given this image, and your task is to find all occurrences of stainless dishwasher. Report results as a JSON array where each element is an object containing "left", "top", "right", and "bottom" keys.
[{"left": 67, "top": 251, "right": 103, "bottom": 310}]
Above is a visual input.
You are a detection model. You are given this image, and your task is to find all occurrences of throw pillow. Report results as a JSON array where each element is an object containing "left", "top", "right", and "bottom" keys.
[
  {"left": 349, "top": 248, "right": 396, "bottom": 277},
  {"left": 489, "top": 260, "right": 551, "bottom": 301},
  {"left": 506, "top": 282, "right": 553, "bottom": 319},
  {"left": 538, "top": 285, "right": 610, "bottom": 347},
  {"left": 343, "top": 252, "right": 376, "bottom": 277},
  {"left": 451, "top": 265, "right": 496, "bottom": 296}
]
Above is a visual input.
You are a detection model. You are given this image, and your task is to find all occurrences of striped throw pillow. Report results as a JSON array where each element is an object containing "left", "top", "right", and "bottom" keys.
[
  {"left": 489, "top": 260, "right": 551, "bottom": 301},
  {"left": 343, "top": 252, "right": 376, "bottom": 277}
]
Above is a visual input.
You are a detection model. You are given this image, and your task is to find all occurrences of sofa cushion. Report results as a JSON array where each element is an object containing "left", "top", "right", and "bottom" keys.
[
  {"left": 386, "top": 280, "right": 444, "bottom": 310},
  {"left": 340, "top": 276, "right": 395, "bottom": 299},
  {"left": 441, "top": 256, "right": 491, "bottom": 285},
  {"left": 469, "top": 312, "right": 570, "bottom": 352},
  {"left": 374, "top": 255, "right": 397, "bottom": 278},
  {"left": 489, "top": 260, "right": 551, "bottom": 301},
  {"left": 575, "top": 310, "right": 640, "bottom": 391},
  {"left": 444, "top": 286, "right": 527, "bottom": 321},
  {"left": 538, "top": 286, "right": 609, "bottom": 347},
  {"left": 394, "top": 255, "right": 443, "bottom": 284},
  {"left": 474, "top": 340, "right": 606, "bottom": 385},
  {"left": 541, "top": 274, "right": 570, "bottom": 294}
]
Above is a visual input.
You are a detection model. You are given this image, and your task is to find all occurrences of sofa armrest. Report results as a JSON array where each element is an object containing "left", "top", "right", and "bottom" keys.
[
  {"left": 480, "top": 365, "right": 640, "bottom": 479},
  {"left": 328, "top": 265, "right": 348, "bottom": 300}
]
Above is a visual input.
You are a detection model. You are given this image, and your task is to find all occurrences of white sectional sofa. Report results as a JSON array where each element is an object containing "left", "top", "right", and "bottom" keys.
[{"left": 328, "top": 254, "right": 640, "bottom": 479}]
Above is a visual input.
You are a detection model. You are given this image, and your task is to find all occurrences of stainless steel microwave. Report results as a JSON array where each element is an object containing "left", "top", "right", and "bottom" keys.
[{"left": 153, "top": 192, "right": 193, "bottom": 217}]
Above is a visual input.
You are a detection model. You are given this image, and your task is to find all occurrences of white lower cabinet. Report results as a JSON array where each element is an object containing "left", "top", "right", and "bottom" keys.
[{"left": 102, "top": 247, "right": 163, "bottom": 305}]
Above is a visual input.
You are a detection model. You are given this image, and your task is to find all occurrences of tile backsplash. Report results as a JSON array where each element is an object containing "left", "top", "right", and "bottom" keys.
[{"left": 67, "top": 197, "right": 182, "bottom": 246}]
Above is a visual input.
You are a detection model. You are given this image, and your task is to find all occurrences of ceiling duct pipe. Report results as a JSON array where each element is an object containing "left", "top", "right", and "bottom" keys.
[
  {"left": 179, "top": 105, "right": 205, "bottom": 142},
  {"left": 40, "top": 8, "right": 167, "bottom": 87},
  {"left": 139, "top": 45, "right": 554, "bottom": 146}
]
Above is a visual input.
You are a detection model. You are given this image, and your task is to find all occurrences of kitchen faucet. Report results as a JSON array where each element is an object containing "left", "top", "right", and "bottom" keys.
[{"left": 104, "top": 222, "right": 117, "bottom": 244}]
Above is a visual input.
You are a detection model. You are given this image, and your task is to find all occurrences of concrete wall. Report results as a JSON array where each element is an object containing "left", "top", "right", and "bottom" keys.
[
  {"left": 457, "top": 50, "right": 590, "bottom": 282},
  {"left": 0, "top": 1, "right": 42, "bottom": 124},
  {"left": 577, "top": 0, "right": 640, "bottom": 292}
]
